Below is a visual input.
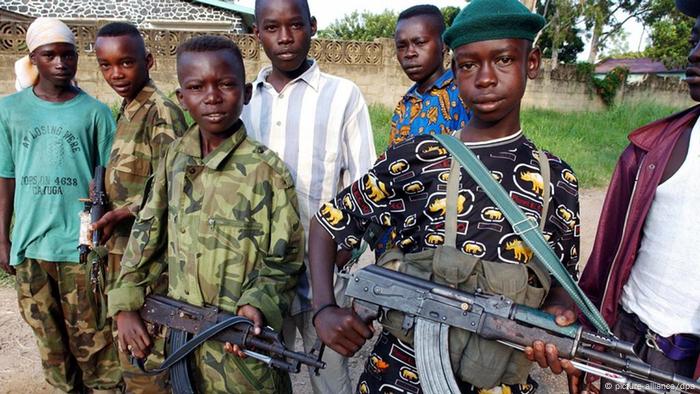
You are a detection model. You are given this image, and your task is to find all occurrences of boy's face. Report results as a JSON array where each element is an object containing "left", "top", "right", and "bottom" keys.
[
  {"left": 30, "top": 43, "right": 78, "bottom": 87},
  {"left": 176, "top": 50, "right": 252, "bottom": 136},
  {"left": 686, "top": 17, "right": 700, "bottom": 101},
  {"left": 452, "top": 38, "right": 539, "bottom": 123},
  {"left": 395, "top": 15, "right": 444, "bottom": 83},
  {"left": 95, "top": 35, "right": 153, "bottom": 101},
  {"left": 254, "top": 0, "right": 317, "bottom": 74}
]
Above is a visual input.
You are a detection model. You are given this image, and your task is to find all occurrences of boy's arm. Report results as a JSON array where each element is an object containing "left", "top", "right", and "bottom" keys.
[
  {"left": 107, "top": 158, "right": 169, "bottom": 316},
  {"left": 0, "top": 178, "right": 14, "bottom": 275},
  {"left": 0, "top": 124, "right": 15, "bottom": 275},
  {"left": 235, "top": 181, "right": 305, "bottom": 331},
  {"left": 309, "top": 217, "right": 373, "bottom": 357}
]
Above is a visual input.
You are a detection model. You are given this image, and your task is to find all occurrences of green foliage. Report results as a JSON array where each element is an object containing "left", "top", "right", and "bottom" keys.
[
  {"left": 592, "top": 66, "right": 629, "bottom": 106},
  {"left": 537, "top": 0, "right": 585, "bottom": 64},
  {"left": 573, "top": 63, "right": 629, "bottom": 107},
  {"left": 318, "top": 10, "right": 397, "bottom": 41},
  {"left": 369, "top": 103, "right": 392, "bottom": 152},
  {"left": 441, "top": 6, "right": 461, "bottom": 27},
  {"left": 642, "top": 0, "right": 694, "bottom": 69}
]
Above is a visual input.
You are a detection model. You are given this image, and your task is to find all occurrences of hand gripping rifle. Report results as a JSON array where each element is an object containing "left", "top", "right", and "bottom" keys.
[
  {"left": 78, "top": 165, "right": 108, "bottom": 329},
  {"left": 346, "top": 265, "right": 700, "bottom": 394},
  {"left": 134, "top": 294, "right": 326, "bottom": 394}
]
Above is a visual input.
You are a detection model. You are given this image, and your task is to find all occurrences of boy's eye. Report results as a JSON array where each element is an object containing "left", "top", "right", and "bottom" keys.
[
  {"left": 122, "top": 60, "right": 134, "bottom": 67},
  {"left": 187, "top": 84, "right": 202, "bottom": 91},
  {"left": 264, "top": 24, "right": 277, "bottom": 32},
  {"left": 497, "top": 56, "right": 514, "bottom": 66},
  {"left": 98, "top": 63, "right": 110, "bottom": 70},
  {"left": 291, "top": 22, "right": 304, "bottom": 29},
  {"left": 459, "top": 62, "right": 476, "bottom": 71}
]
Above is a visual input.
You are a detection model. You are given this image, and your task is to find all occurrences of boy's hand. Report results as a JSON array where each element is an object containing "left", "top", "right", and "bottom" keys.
[
  {"left": 90, "top": 207, "right": 133, "bottom": 244},
  {"left": 0, "top": 240, "right": 14, "bottom": 275},
  {"left": 313, "top": 306, "right": 374, "bottom": 357},
  {"left": 115, "top": 310, "right": 151, "bottom": 359},
  {"left": 225, "top": 305, "right": 264, "bottom": 358},
  {"left": 524, "top": 305, "right": 582, "bottom": 393}
]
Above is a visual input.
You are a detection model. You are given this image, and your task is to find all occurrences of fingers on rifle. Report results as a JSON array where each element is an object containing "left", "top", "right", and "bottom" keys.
[
  {"left": 556, "top": 309, "right": 577, "bottom": 326},
  {"left": 545, "top": 343, "right": 563, "bottom": 374},
  {"left": 533, "top": 341, "right": 549, "bottom": 369},
  {"left": 348, "top": 314, "right": 373, "bottom": 339}
]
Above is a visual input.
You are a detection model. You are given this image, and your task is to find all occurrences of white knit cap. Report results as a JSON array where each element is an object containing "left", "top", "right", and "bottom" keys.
[{"left": 14, "top": 17, "right": 76, "bottom": 91}]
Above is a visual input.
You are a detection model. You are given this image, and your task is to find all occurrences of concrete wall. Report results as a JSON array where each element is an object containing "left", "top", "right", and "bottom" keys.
[{"left": 0, "top": 25, "right": 695, "bottom": 111}]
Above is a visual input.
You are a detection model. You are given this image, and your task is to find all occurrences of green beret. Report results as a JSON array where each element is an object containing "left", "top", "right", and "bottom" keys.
[{"left": 443, "top": 0, "right": 546, "bottom": 50}]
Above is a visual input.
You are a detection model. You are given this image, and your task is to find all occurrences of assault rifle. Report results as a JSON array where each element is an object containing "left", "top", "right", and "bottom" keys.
[
  {"left": 135, "top": 294, "right": 325, "bottom": 393},
  {"left": 78, "top": 165, "right": 108, "bottom": 329},
  {"left": 346, "top": 265, "right": 700, "bottom": 394}
]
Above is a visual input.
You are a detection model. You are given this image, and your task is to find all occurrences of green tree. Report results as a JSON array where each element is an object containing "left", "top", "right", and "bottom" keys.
[
  {"left": 318, "top": 10, "right": 397, "bottom": 41},
  {"left": 441, "top": 6, "right": 461, "bottom": 27},
  {"left": 642, "top": 0, "right": 693, "bottom": 68},
  {"left": 536, "top": 0, "right": 585, "bottom": 64},
  {"left": 582, "top": 0, "right": 654, "bottom": 63}
]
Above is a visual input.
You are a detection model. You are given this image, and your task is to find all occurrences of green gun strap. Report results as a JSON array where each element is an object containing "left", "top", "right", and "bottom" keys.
[{"left": 434, "top": 134, "right": 611, "bottom": 335}]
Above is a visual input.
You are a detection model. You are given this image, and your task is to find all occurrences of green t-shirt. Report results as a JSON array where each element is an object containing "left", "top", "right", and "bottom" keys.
[{"left": 0, "top": 88, "right": 115, "bottom": 265}]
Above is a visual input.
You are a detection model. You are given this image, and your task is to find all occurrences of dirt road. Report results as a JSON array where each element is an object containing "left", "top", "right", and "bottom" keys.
[{"left": 0, "top": 188, "right": 606, "bottom": 394}]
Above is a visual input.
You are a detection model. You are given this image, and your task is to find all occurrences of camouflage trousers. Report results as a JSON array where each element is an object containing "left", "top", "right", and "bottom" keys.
[
  {"left": 107, "top": 253, "right": 169, "bottom": 394},
  {"left": 15, "top": 258, "right": 122, "bottom": 393}
]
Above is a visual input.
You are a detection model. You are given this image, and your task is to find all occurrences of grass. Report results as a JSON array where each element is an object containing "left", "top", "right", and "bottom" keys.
[{"left": 368, "top": 102, "right": 684, "bottom": 188}]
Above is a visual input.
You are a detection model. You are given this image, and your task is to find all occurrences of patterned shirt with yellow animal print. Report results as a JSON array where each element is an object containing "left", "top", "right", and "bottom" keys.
[
  {"left": 317, "top": 130, "right": 580, "bottom": 277},
  {"left": 389, "top": 69, "right": 471, "bottom": 145}
]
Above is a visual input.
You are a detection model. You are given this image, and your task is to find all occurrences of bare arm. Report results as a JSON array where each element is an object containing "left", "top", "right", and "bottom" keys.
[
  {"left": 0, "top": 177, "right": 15, "bottom": 275},
  {"left": 308, "top": 217, "right": 373, "bottom": 356}
]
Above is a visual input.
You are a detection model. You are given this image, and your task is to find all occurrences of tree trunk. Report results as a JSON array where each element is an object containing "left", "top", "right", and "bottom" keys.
[
  {"left": 551, "top": 7, "right": 561, "bottom": 69},
  {"left": 587, "top": 21, "right": 602, "bottom": 64}
]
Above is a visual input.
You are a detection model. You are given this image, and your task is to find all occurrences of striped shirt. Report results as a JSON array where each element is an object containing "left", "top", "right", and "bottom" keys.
[{"left": 241, "top": 60, "right": 376, "bottom": 313}]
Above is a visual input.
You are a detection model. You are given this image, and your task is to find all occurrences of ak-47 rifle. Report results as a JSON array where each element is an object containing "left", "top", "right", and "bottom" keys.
[
  {"left": 346, "top": 265, "right": 700, "bottom": 394},
  {"left": 78, "top": 165, "right": 108, "bottom": 329},
  {"left": 134, "top": 295, "right": 326, "bottom": 394}
]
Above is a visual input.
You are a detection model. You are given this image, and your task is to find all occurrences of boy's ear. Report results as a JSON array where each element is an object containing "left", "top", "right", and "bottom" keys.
[
  {"left": 310, "top": 16, "right": 318, "bottom": 37},
  {"left": 244, "top": 82, "right": 253, "bottom": 106},
  {"left": 526, "top": 46, "right": 542, "bottom": 80},
  {"left": 253, "top": 23, "right": 261, "bottom": 42},
  {"left": 175, "top": 88, "right": 187, "bottom": 111},
  {"left": 29, "top": 51, "right": 37, "bottom": 65},
  {"left": 145, "top": 52, "right": 154, "bottom": 71}
]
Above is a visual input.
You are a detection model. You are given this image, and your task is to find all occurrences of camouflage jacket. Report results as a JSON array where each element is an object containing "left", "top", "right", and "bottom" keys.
[
  {"left": 107, "top": 123, "right": 304, "bottom": 332},
  {"left": 105, "top": 80, "right": 188, "bottom": 255}
]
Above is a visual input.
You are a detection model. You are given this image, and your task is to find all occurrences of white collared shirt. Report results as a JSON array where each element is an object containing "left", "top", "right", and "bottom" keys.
[{"left": 241, "top": 60, "right": 376, "bottom": 309}]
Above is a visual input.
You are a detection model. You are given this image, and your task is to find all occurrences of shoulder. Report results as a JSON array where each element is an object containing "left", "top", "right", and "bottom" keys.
[
  {"left": 319, "top": 71, "right": 365, "bottom": 98},
  {"left": 79, "top": 92, "right": 113, "bottom": 116},
  {"left": 242, "top": 137, "right": 295, "bottom": 189}
]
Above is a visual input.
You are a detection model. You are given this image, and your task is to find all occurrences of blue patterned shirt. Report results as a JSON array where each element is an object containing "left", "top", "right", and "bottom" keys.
[{"left": 389, "top": 69, "right": 470, "bottom": 145}]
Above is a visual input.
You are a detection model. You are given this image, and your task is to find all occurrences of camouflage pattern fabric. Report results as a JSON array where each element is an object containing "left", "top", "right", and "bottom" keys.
[
  {"left": 105, "top": 80, "right": 188, "bottom": 257},
  {"left": 103, "top": 81, "right": 186, "bottom": 392},
  {"left": 108, "top": 124, "right": 304, "bottom": 393},
  {"left": 15, "top": 258, "right": 122, "bottom": 393}
]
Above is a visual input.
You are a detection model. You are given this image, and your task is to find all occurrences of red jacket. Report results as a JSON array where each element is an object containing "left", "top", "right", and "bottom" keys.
[{"left": 578, "top": 105, "right": 700, "bottom": 377}]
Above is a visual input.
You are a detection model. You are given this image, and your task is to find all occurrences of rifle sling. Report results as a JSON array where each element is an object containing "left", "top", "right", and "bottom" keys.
[{"left": 434, "top": 133, "right": 611, "bottom": 335}]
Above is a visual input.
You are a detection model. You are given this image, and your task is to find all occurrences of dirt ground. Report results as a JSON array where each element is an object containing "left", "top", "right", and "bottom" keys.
[{"left": 0, "top": 188, "right": 607, "bottom": 394}]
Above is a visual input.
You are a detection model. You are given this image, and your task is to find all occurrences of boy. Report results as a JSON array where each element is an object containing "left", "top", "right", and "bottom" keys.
[
  {"left": 580, "top": 1, "right": 700, "bottom": 391},
  {"left": 241, "top": 0, "right": 376, "bottom": 392},
  {"left": 309, "top": 1, "right": 583, "bottom": 393},
  {"left": 91, "top": 21, "right": 188, "bottom": 393},
  {"left": 375, "top": 4, "right": 473, "bottom": 257},
  {"left": 0, "top": 17, "right": 121, "bottom": 393},
  {"left": 108, "top": 35, "right": 305, "bottom": 393},
  {"left": 390, "top": 4, "right": 470, "bottom": 145}
]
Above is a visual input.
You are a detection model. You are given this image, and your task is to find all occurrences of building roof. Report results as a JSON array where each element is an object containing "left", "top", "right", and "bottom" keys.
[{"left": 595, "top": 58, "right": 683, "bottom": 74}]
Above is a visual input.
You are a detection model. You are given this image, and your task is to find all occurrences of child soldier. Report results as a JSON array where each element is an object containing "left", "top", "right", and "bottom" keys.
[
  {"left": 580, "top": 1, "right": 700, "bottom": 391},
  {"left": 309, "top": 1, "right": 583, "bottom": 393},
  {"left": 390, "top": 4, "right": 470, "bottom": 145},
  {"left": 0, "top": 18, "right": 121, "bottom": 392},
  {"left": 108, "top": 35, "right": 305, "bottom": 393},
  {"left": 91, "top": 21, "right": 188, "bottom": 393},
  {"left": 242, "top": 0, "right": 376, "bottom": 392}
]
